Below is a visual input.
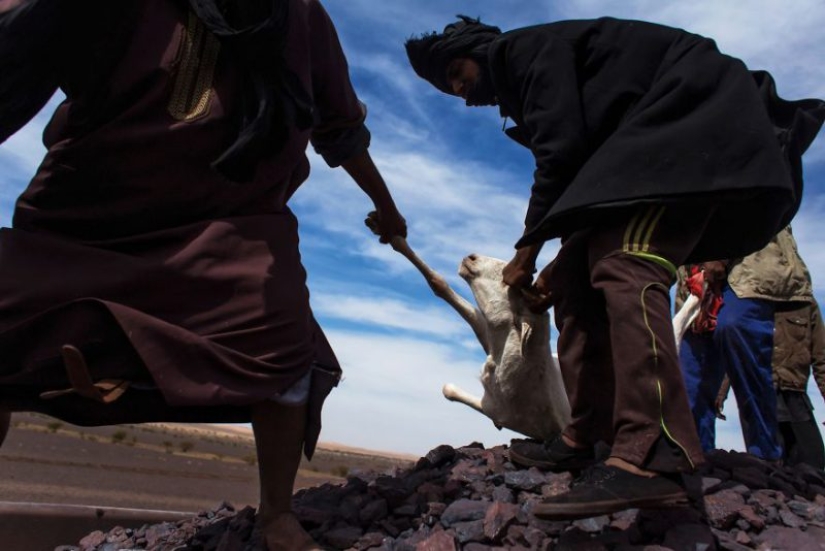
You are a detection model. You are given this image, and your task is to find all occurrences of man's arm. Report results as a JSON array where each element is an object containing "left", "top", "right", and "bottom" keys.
[
  {"left": 302, "top": 1, "right": 406, "bottom": 243},
  {"left": 699, "top": 260, "right": 729, "bottom": 289},
  {"left": 809, "top": 299, "right": 825, "bottom": 402},
  {"left": 340, "top": 150, "right": 406, "bottom": 243},
  {"left": 715, "top": 375, "right": 730, "bottom": 421},
  {"left": 503, "top": 242, "right": 542, "bottom": 288}
]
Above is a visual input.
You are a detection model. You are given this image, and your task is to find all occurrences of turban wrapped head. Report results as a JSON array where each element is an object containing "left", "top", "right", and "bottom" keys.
[{"left": 405, "top": 15, "right": 501, "bottom": 95}]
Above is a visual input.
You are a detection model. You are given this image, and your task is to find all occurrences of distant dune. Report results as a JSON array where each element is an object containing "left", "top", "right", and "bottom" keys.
[{"left": 149, "top": 421, "right": 420, "bottom": 461}]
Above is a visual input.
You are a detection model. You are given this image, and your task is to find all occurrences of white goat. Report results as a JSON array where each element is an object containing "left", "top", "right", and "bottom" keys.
[{"left": 385, "top": 235, "right": 700, "bottom": 441}]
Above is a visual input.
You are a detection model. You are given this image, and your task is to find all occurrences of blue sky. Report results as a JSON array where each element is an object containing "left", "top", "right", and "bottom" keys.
[{"left": 2, "top": 0, "right": 825, "bottom": 457}]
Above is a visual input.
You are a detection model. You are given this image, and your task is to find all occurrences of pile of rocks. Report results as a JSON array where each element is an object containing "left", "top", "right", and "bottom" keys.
[{"left": 61, "top": 443, "right": 825, "bottom": 551}]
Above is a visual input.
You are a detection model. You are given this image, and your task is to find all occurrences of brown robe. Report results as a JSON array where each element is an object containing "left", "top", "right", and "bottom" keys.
[{"left": 0, "top": 0, "right": 365, "bottom": 454}]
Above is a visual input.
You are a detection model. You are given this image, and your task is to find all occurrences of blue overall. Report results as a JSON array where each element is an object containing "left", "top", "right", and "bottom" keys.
[{"left": 680, "top": 284, "right": 782, "bottom": 459}]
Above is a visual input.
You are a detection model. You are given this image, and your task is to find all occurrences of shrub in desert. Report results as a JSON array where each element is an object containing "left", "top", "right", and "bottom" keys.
[
  {"left": 46, "top": 421, "right": 63, "bottom": 433},
  {"left": 331, "top": 465, "right": 349, "bottom": 478},
  {"left": 179, "top": 441, "right": 195, "bottom": 452},
  {"left": 111, "top": 430, "right": 128, "bottom": 444}
]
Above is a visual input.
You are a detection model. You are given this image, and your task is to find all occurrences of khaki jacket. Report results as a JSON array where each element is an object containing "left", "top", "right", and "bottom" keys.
[
  {"left": 773, "top": 300, "right": 825, "bottom": 396},
  {"left": 727, "top": 226, "right": 813, "bottom": 302}
]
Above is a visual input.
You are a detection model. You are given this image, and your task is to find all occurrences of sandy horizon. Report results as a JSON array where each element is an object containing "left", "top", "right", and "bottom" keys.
[{"left": 145, "top": 422, "right": 420, "bottom": 461}]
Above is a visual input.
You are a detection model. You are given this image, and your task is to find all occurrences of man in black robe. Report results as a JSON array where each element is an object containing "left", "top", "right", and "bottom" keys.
[{"left": 406, "top": 15, "right": 824, "bottom": 519}]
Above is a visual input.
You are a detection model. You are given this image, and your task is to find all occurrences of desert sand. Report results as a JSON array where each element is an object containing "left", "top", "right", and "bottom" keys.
[{"left": 0, "top": 412, "right": 414, "bottom": 513}]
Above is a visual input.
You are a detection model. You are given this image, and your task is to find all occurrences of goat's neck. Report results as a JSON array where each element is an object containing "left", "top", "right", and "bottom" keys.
[{"left": 490, "top": 318, "right": 551, "bottom": 366}]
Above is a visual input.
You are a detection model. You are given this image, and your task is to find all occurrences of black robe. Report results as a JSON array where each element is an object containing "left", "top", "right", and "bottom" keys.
[{"left": 489, "top": 17, "right": 825, "bottom": 262}]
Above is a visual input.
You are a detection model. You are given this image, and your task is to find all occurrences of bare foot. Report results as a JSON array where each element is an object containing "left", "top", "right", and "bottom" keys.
[
  {"left": 0, "top": 410, "right": 10, "bottom": 448},
  {"left": 258, "top": 511, "right": 321, "bottom": 551}
]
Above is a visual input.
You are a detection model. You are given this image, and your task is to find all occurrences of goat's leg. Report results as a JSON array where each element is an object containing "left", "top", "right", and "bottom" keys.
[
  {"left": 442, "top": 383, "right": 484, "bottom": 414},
  {"left": 389, "top": 237, "right": 489, "bottom": 353},
  {"left": 442, "top": 383, "right": 503, "bottom": 430}
]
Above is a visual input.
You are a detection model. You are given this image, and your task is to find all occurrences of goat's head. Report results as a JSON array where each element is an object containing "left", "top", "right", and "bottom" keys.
[{"left": 459, "top": 254, "right": 527, "bottom": 329}]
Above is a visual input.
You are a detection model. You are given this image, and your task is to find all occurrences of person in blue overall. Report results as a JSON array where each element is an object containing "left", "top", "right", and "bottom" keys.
[{"left": 679, "top": 227, "right": 813, "bottom": 460}]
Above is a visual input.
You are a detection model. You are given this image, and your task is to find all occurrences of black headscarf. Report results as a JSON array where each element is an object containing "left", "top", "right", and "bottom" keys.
[
  {"left": 187, "top": 0, "right": 314, "bottom": 182},
  {"left": 405, "top": 15, "right": 501, "bottom": 96}
]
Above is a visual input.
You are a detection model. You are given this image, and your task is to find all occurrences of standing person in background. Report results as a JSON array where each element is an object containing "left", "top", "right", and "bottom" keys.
[
  {"left": 772, "top": 297, "right": 825, "bottom": 469},
  {"left": 404, "top": 15, "right": 824, "bottom": 520},
  {"left": 716, "top": 295, "right": 825, "bottom": 470},
  {"left": 680, "top": 227, "right": 813, "bottom": 463},
  {"left": 0, "top": 1, "right": 406, "bottom": 549}
]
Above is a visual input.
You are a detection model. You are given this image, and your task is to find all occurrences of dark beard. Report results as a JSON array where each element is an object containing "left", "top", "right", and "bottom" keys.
[{"left": 465, "top": 64, "right": 497, "bottom": 106}]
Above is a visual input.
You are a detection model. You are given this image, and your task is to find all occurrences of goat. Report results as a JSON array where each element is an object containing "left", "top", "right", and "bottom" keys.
[
  {"left": 384, "top": 237, "right": 568, "bottom": 440},
  {"left": 383, "top": 234, "right": 701, "bottom": 441}
]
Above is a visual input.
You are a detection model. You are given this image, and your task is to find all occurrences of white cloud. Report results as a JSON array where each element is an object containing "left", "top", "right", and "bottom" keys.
[
  {"left": 319, "top": 329, "right": 521, "bottom": 456},
  {"left": 311, "top": 292, "right": 470, "bottom": 338},
  {"left": 293, "top": 144, "right": 557, "bottom": 285}
]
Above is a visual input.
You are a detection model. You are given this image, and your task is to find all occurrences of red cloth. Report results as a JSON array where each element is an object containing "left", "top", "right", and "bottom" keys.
[{"left": 686, "top": 266, "right": 724, "bottom": 333}]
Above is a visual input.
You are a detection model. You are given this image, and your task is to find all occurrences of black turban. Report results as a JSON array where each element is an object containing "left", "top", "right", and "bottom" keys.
[{"left": 405, "top": 15, "right": 501, "bottom": 94}]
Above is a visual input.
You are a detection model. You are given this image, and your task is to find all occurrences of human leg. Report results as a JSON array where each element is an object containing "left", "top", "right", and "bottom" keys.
[
  {"left": 714, "top": 286, "right": 782, "bottom": 460},
  {"left": 591, "top": 252, "right": 702, "bottom": 472},
  {"left": 568, "top": 206, "right": 710, "bottom": 472},
  {"left": 534, "top": 205, "right": 714, "bottom": 520},
  {"left": 548, "top": 231, "right": 616, "bottom": 448},
  {"left": 679, "top": 331, "right": 725, "bottom": 451},
  {"left": 778, "top": 390, "right": 825, "bottom": 468},
  {"left": 509, "top": 231, "right": 613, "bottom": 470},
  {"left": 510, "top": 231, "right": 611, "bottom": 470},
  {"left": 251, "top": 400, "right": 320, "bottom": 551},
  {"left": 786, "top": 419, "right": 825, "bottom": 469}
]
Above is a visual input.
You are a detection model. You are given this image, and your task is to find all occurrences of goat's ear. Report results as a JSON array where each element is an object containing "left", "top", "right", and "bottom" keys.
[{"left": 520, "top": 320, "right": 533, "bottom": 356}]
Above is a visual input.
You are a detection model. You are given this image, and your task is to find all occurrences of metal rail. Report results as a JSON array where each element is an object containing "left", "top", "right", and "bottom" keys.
[{"left": 0, "top": 501, "right": 195, "bottom": 550}]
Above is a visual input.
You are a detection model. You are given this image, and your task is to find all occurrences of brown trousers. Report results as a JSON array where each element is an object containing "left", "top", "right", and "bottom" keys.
[{"left": 545, "top": 205, "right": 710, "bottom": 472}]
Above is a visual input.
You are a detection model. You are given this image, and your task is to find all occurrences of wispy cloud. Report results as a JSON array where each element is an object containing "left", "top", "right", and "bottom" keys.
[
  {"left": 293, "top": 147, "right": 547, "bottom": 279},
  {"left": 320, "top": 329, "right": 519, "bottom": 455},
  {"left": 311, "top": 292, "right": 470, "bottom": 338}
]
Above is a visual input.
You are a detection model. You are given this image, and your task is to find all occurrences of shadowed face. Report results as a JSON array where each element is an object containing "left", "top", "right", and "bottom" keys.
[{"left": 446, "top": 57, "right": 481, "bottom": 101}]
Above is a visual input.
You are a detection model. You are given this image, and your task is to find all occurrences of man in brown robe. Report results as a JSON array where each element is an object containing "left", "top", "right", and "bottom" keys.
[{"left": 0, "top": 0, "right": 407, "bottom": 548}]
